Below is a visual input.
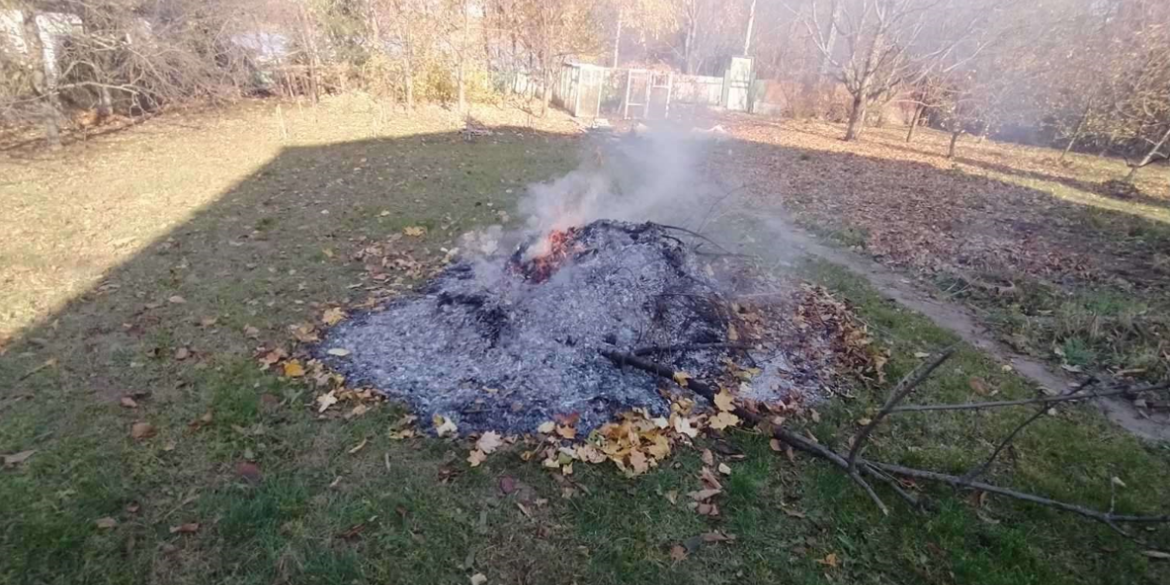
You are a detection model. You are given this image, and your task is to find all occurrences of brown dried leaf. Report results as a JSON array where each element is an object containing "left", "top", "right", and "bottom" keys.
[
  {"left": 130, "top": 422, "right": 156, "bottom": 440},
  {"left": 169, "top": 523, "right": 200, "bottom": 534}
]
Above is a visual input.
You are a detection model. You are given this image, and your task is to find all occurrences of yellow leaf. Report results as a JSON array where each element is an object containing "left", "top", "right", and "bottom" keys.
[
  {"left": 708, "top": 411, "right": 740, "bottom": 430},
  {"left": 727, "top": 323, "right": 739, "bottom": 341},
  {"left": 672, "top": 415, "right": 698, "bottom": 438},
  {"left": 283, "top": 360, "right": 305, "bottom": 378},
  {"left": 628, "top": 450, "right": 650, "bottom": 475},
  {"left": 536, "top": 421, "right": 556, "bottom": 434},
  {"left": 645, "top": 434, "right": 671, "bottom": 459},
  {"left": 714, "top": 390, "right": 735, "bottom": 412},
  {"left": 718, "top": 462, "right": 732, "bottom": 475},
  {"left": 316, "top": 390, "right": 338, "bottom": 413},
  {"left": 433, "top": 415, "right": 459, "bottom": 437},
  {"left": 577, "top": 444, "right": 607, "bottom": 463},
  {"left": 322, "top": 307, "right": 346, "bottom": 326},
  {"left": 555, "top": 425, "right": 576, "bottom": 440},
  {"left": 326, "top": 348, "right": 351, "bottom": 357},
  {"left": 672, "top": 371, "right": 692, "bottom": 388},
  {"left": 476, "top": 431, "right": 504, "bottom": 454},
  {"left": 467, "top": 449, "right": 487, "bottom": 467},
  {"left": 403, "top": 226, "right": 426, "bottom": 237},
  {"left": 817, "top": 553, "right": 840, "bottom": 568},
  {"left": 348, "top": 439, "right": 368, "bottom": 454}
]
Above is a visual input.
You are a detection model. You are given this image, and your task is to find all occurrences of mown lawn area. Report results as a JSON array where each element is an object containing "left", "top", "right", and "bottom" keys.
[{"left": 2, "top": 102, "right": 1168, "bottom": 584}]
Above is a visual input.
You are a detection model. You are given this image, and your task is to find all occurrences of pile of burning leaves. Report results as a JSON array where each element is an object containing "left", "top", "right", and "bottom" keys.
[{"left": 259, "top": 220, "right": 885, "bottom": 476}]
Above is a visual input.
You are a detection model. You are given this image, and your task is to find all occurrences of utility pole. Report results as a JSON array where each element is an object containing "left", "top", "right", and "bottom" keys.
[{"left": 743, "top": 0, "right": 757, "bottom": 55}]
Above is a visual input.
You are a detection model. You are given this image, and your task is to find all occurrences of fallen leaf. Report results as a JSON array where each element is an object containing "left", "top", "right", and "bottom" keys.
[
  {"left": 322, "top": 307, "right": 347, "bottom": 326},
  {"left": 476, "top": 432, "right": 504, "bottom": 454},
  {"left": 130, "top": 422, "right": 156, "bottom": 440},
  {"left": 433, "top": 415, "right": 459, "bottom": 437},
  {"left": 235, "top": 462, "right": 262, "bottom": 484},
  {"left": 95, "top": 517, "right": 118, "bottom": 529},
  {"left": 120, "top": 396, "right": 139, "bottom": 409},
  {"left": 718, "top": 462, "right": 732, "bottom": 475},
  {"left": 689, "top": 488, "right": 722, "bottom": 501},
  {"left": 673, "top": 415, "right": 698, "bottom": 438},
  {"left": 817, "top": 552, "right": 839, "bottom": 568},
  {"left": 2, "top": 450, "right": 36, "bottom": 467},
  {"left": 282, "top": 360, "right": 305, "bottom": 377},
  {"left": 913, "top": 351, "right": 930, "bottom": 358},
  {"left": 169, "top": 523, "right": 199, "bottom": 534},
  {"left": 326, "top": 348, "right": 351, "bottom": 357},
  {"left": 672, "top": 371, "right": 692, "bottom": 388},
  {"left": 769, "top": 438, "right": 783, "bottom": 452},
  {"left": 403, "top": 226, "right": 426, "bottom": 237},
  {"left": 470, "top": 573, "right": 488, "bottom": 585},
  {"left": 1142, "top": 550, "right": 1170, "bottom": 560},
  {"left": 168, "top": 295, "right": 186, "bottom": 304},
  {"left": 316, "top": 391, "right": 338, "bottom": 413},
  {"left": 969, "top": 377, "right": 992, "bottom": 396},
  {"left": 701, "top": 531, "right": 735, "bottom": 543},
  {"left": 701, "top": 449, "right": 715, "bottom": 466},
  {"left": 1111, "top": 476, "right": 1127, "bottom": 488},
  {"left": 243, "top": 325, "right": 260, "bottom": 338},
  {"left": 665, "top": 489, "right": 679, "bottom": 505},
  {"left": 628, "top": 450, "right": 650, "bottom": 475},
  {"left": 467, "top": 449, "right": 488, "bottom": 467},
  {"left": 670, "top": 544, "right": 688, "bottom": 562},
  {"left": 173, "top": 347, "right": 190, "bottom": 361},
  {"left": 536, "top": 421, "right": 556, "bottom": 434},
  {"left": 713, "top": 390, "right": 735, "bottom": 412},
  {"left": 348, "top": 439, "right": 369, "bottom": 454},
  {"left": 198, "top": 316, "right": 218, "bottom": 327},
  {"left": 856, "top": 417, "right": 872, "bottom": 426},
  {"left": 708, "top": 410, "right": 740, "bottom": 430}
]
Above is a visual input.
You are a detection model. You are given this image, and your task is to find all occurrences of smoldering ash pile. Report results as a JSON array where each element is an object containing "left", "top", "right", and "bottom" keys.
[
  {"left": 318, "top": 220, "right": 825, "bottom": 434},
  {"left": 316, "top": 132, "right": 829, "bottom": 435}
]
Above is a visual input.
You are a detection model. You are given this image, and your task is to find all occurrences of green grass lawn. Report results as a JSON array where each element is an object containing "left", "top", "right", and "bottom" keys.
[{"left": 2, "top": 105, "right": 1168, "bottom": 584}]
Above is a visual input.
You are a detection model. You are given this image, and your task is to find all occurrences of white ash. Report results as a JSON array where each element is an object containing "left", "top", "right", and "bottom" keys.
[{"left": 318, "top": 220, "right": 805, "bottom": 435}]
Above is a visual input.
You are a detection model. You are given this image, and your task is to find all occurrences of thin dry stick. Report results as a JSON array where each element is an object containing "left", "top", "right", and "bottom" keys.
[
  {"left": 865, "top": 460, "right": 1170, "bottom": 528},
  {"left": 959, "top": 376, "right": 1098, "bottom": 484},
  {"left": 846, "top": 349, "right": 957, "bottom": 473},
  {"left": 601, "top": 349, "right": 892, "bottom": 515},
  {"left": 890, "top": 382, "right": 1170, "bottom": 413}
]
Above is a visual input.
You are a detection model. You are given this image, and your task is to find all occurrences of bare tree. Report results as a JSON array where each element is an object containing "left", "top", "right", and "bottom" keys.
[{"left": 798, "top": 0, "right": 987, "bottom": 141}]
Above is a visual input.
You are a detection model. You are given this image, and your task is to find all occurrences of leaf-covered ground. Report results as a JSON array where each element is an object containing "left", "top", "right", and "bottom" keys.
[
  {"left": 2, "top": 102, "right": 1169, "bottom": 584},
  {"left": 720, "top": 117, "right": 1170, "bottom": 380}
]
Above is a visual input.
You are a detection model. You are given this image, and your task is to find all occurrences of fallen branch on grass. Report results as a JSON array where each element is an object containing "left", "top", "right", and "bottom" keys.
[
  {"left": 890, "top": 382, "right": 1170, "bottom": 413},
  {"left": 600, "top": 348, "right": 1170, "bottom": 532}
]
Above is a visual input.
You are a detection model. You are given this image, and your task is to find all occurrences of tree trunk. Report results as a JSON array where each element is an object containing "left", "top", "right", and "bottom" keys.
[
  {"left": 612, "top": 9, "right": 622, "bottom": 68},
  {"left": 404, "top": 64, "right": 414, "bottom": 110},
  {"left": 906, "top": 104, "right": 924, "bottom": 143},
  {"left": 1123, "top": 124, "right": 1170, "bottom": 183},
  {"left": 948, "top": 129, "right": 962, "bottom": 159},
  {"left": 844, "top": 94, "right": 866, "bottom": 141},
  {"left": 684, "top": 3, "right": 698, "bottom": 75},
  {"left": 819, "top": 0, "right": 840, "bottom": 78},
  {"left": 24, "top": 12, "right": 62, "bottom": 149},
  {"left": 1060, "top": 102, "right": 1092, "bottom": 161},
  {"left": 457, "top": 0, "right": 469, "bottom": 114}
]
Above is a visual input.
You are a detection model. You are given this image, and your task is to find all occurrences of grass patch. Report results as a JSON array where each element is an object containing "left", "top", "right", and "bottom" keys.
[{"left": 1, "top": 106, "right": 1168, "bottom": 585}]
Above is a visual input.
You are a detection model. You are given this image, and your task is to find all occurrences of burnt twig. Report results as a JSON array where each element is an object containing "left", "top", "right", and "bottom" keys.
[
  {"left": 631, "top": 342, "right": 753, "bottom": 357},
  {"left": 846, "top": 349, "right": 956, "bottom": 473}
]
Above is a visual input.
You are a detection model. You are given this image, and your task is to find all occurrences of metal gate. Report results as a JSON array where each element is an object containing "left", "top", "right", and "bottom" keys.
[{"left": 622, "top": 69, "right": 673, "bottom": 120}]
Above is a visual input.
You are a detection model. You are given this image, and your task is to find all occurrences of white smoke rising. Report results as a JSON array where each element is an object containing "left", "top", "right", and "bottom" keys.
[{"left": 518, "top": 126, "right": 723, "bottom": 235}]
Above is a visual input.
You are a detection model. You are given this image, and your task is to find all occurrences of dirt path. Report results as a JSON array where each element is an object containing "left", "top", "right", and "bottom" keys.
[{"left": 752, "top": 214, "right": 1170, "bottom": 442}]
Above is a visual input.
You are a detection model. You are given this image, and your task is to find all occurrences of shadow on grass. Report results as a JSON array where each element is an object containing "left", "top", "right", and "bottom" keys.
[{"left": 1, "top": 121, "right": 1168, "bottom": 585}]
